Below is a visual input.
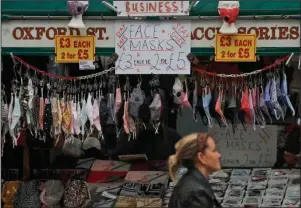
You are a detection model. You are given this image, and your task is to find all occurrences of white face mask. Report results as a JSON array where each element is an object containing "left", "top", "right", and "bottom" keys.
[{"left": 173, "top": 77, "right": 183, "bottom": 105}]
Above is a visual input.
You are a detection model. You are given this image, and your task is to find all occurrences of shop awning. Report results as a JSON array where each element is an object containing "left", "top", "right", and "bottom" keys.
[{"left": 2, "top": 0, "right": 300, "bottom": 17}]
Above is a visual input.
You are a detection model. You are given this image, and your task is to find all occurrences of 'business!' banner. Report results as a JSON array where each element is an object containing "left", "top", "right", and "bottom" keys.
[{"left": 2, "top": 19, "right": 300, "bottom": 48}]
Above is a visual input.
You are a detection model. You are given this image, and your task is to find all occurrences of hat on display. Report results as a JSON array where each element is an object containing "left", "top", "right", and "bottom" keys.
[{"left": 82, "top": 137, "right": 101, "bottom": 151}]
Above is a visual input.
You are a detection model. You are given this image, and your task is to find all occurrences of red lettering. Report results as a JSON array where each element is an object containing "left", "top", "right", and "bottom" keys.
[
  {"left": 258, "top": 27, "right": 270, "bottom": 40},
  {"left": 12, "top": 27, "right": 24, "bottom": 40},
  {"left": 278, "top": 27, "right": 289, "bottom": 40},
  {"left": 270, "top": 27, "right": 277, "bottom": 40},
  {"left": 205, "top": 27, "right": 216, "bottom": 40},
  {"left": 23, "top": 27, "right": 34, "bottom": 40},
  {"left": 290, "top": 26, "right": 299, "bottom": 40},
  {"left": 35, "top": 27, "right": 45, "bottom": 40},
  {"left": 46, "top": 27, "right": 57, "bottom": 40}
]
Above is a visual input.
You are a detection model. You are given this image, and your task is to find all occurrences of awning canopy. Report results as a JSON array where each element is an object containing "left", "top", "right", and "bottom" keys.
[{"left": 2, "top": 0, "right": 300, "bottom": 17}]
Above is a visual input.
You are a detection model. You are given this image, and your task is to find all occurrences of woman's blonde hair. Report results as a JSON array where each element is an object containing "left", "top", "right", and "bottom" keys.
[{"left": 168, "top": 132, "right": 210, "bottom": 181}]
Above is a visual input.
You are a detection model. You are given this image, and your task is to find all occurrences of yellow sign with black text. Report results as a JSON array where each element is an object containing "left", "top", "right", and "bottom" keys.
[
  {"left": 55, "top": 36, "right": 95, "bottom": 63},
  {"left": 215, "top": 34, "right": 256, "bottom": 62}
]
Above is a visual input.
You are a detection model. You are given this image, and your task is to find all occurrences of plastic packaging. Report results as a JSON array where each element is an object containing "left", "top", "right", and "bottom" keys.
[
  {"left": 243, "top": 196, "right": 261, "bottom": 205},
  {"left": 251, "top": 168, "right": 271, "bottom": 177},
  {"left": 285, "top": 185, "right": 300, "bottom": 198},
  {"left": 225, "top": 188, "right": 245, "bottom": 198},
  {"left": 222, "top": 197, "right": 243, "bottom": 207},
  {"left": 260, "top": 196, "right": 283, "bottom": 206},
  {"left": 246, "top": 189, "right": 265, "bottom": 197},
  {"left": 270, "top": 169, "right": 290, "bottom": 177},
  {"left": 231, "top": 169, "right": 251, "bottom": 178},
  {"left": 265, "top": 188, "right": 285, "bottom": 197},
  {"left": 282, "top": 198, "right": 300, "bottom": 207}
]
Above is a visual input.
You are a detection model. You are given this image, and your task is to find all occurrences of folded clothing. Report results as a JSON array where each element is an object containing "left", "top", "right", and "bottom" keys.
[{"left": 115, "top": 196, "right": 162, "bottom": 207}]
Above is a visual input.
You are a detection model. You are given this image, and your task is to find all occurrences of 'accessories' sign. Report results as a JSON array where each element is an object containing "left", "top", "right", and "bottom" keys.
[{"left": 2, "top": 19, "right": 300, "bottom": 48}]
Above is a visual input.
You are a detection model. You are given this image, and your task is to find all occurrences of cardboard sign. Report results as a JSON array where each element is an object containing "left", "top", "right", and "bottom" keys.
[
  {"left": 55, "top": 35, "right": 95, "bottom": 63},
  {"left": 114, "top": 1, "right": 189, "bottom": 16},
  {"left": 208, "top": 125, "right": 277, "bottom": 168},
  {"left": 215, "top": 34, "right": 256, "bottom": 62},
  {"left": 115, "top": 21, "right": 191, "bottom": 74}
]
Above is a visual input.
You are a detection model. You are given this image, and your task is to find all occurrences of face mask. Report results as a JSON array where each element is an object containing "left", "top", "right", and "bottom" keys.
[
  {"left": 254, "top": 87, "right": 266, "bottom": 129},
  {"left": 80, "top": 99, "right": 88, "bottom": 136},
  {"left": 56, "top": 98, "right": 62, "bottom": 135},
  {"left": 123, "top": 97, "right": 130, "bottom": 135},
  {"left": 173, "top": 77, "right": 183, "bottom": 105},
  {"left": 271, "top": 77, "right": 283, "bottom": 120},
  {"left": 281, "top": 70, "right": 295, "bottom": 116},
  {"left": 107, "top": 93, "right": 115, "bottom": 124},
  {"left": 28, "top": 78, "right": 34, "bottom": 109},
  {"left": 8, "top": 93, "right": 14, "bottom": 129},
  {"left": 73, "top": 102, "right": 81, "bottom": 135},
  {"left": 181, "top": 80, "right": 191, "bottom": 109},
  {"left": 129, "top": 87, "right": 145, "bottom": 118},
  {"left": 115, "top": 87, "right": 122, "bottom": 115},
  {"left": 93, "top": 99, "right": 102, "bottom": 134},
  {"left": 218, "top": 7, "right": 239, "bottom": 24},
  {"left": 202, "top": 87, "right": 213, "bottom": 128},
  {"left": 248, "top": 89, "right": 256, "bottom": 130},
  {"left": 39, "top": 97, "right": 45, "bottom": 130},
  {"left": 149, "top": 94, "right": 162, "bottom": 122},
  {"left": 215, "top": 88, "right": 228, "bottom": 127},
  {"left": 62, "top": 101, "right": 72, "bottom": 135},
  {"left": 10, "top": 94, "right": 21, "bottom": 147},
  {"left": 43, "top": 98, "right": 53, "bottom": 138},
  {"left": 85, "top": 93, "right": 94, "bottom": 128},
  {"left": 51, "top": 97, "right": 59, "bottom": 128}
]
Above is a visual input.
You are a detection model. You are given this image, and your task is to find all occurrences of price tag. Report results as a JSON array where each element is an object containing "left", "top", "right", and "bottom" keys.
[
  {"left": 55, "top": 35, "right": 95, "bottom": 63},
  {"left": 79, "top": 60, "right": 95, "bottom": 70},
  {"left": 215, "top": 34, "right": 256, "bottom": 62}
]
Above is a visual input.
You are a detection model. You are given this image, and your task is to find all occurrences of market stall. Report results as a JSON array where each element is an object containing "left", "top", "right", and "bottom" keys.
[{"left": 1, "top": 0, "right": 300, "bottom": 207}]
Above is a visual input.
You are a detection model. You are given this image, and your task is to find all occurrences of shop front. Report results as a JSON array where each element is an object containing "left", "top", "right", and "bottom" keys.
[{"left": 1, "top": 0, "right": 301, "bottom": 207}]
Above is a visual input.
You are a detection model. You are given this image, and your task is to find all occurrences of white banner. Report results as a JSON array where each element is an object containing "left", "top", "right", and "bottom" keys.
[
  {"left": 208, "top": 125, "right": 277, "bottom": 168},
  {"left": 114, "top": 1, "right": 189, "bottom": 17},
  {"left": 2, "top": 19, "right": 300, "bottom": 48},
  {"left": 115, "top": 21, "right": 191, "bottom": 74}
]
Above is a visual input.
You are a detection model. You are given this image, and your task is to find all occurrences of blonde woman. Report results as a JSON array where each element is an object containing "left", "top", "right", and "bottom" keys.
[{"left": 168, "top": 133, "right": 222, "bottom": 208}]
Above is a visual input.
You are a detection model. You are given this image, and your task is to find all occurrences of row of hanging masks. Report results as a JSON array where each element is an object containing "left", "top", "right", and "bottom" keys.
[{"left": 175, "top": 64, "right": 295, "bottom": 133}]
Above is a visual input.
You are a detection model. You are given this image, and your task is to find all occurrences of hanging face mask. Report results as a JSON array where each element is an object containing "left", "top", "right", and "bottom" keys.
[
  {"left": 129, "top": 87, "right": 145, "bottom": 118},
  {"left": 281, "top": 70, "right": 295, "bottom": 116},
  {"left": 123, "top": 95, "right": 130, "bottom": 135},
  {"left": 202, "top": 87, "right": 213, "bottom": 128},
  {"left": 92, "top": 99, "right": 104, "bottom": 140},
  {"left": 80, "top": 98, "right": 88, "bottom": 137},
  {"left": 215, "top": 88, "right": 228, "bottom": 127},
  {"left": 72, "top": 101, "right": 80, "bottom": 135},
  {"left": 225, "top": 87, "right": 238, "bottom": 133},
  {"left": 85, "top": 93, "right": 94, "bottom": 128},
  {"left": 67, "top": 1, "right": 89, "bottom": 29},
  {"left": 149, "top": 94, "right": 162, "bottom": 122},
  {"left": 107, "top": 93, "right": 115, "bottom": 125},
  {"left": 181, "top": 80, "right": 192, "bottom": 109},
  {"left": 10, "top": 94, "right": 21, "bottom": 147},
  {"left": 173, "top": 77, "right": 183, "bottom": 105},
  {"left": 115, "top": 87, "right": 122, "bottom": 117},
  {"left": 254, "top": 86, "right": 266, "bottom": 129},
  {"left": 270, "top": 77, "right": 284, "bottom": 120}
]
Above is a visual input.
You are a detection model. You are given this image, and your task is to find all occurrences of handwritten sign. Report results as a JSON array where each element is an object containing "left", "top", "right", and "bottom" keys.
[
  {"left": 55, "top": 35, "right": 95, "bottom": 63},
  {"left": 115, "top": 21, "right": 191, "bottom": 74},
  {"left": 114, "top": 1, "right": 189, "bottom": 16},
  {"left": 208, "top": 125, "right": 277, "bottom": 167},
  {"left": 215, "top": 34, "right": 256, "bottom": 62}
]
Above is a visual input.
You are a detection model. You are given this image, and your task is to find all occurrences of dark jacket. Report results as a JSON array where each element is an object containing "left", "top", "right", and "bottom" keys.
[{"left": 168, "top": 167, "right": 222, "bottom": 208}]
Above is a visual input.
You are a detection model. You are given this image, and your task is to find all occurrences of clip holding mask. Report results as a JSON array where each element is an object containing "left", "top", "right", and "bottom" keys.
[{"left": 67, "top": 1, "right": 89, "bottom": 28}]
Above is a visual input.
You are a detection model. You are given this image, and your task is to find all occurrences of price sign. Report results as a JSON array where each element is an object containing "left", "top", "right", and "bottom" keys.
[
  {"left": 215, "top": 34, "right": 256, "bottom": 62},
  {"left": 55, "top": 36, "right": 95, "bottom": 63}
]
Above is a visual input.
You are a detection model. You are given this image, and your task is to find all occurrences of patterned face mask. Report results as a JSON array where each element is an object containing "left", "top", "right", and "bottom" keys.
[
  {"left": 129, "top": 87, "right": 145, "bottom": 118},
  {"left": 149, "top": 94, "right": 162, "bottom": 122},
  {"left": 172, "top": 77, "right": 183, "bottom": 105},
  {"left": 181, "top": 80, "right": 191, "bottom": 109}
]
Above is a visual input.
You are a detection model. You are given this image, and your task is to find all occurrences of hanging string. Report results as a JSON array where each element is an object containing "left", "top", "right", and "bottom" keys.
[
  {"left": 192, "top": 55, "right": 289, "bottom": 77},
  {"left": 11, "top": 55, "right": 115, "bottom": 81}
]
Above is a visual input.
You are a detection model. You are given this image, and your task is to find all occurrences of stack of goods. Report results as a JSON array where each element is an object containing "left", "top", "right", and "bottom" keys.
[
  {"left": 115, "top": 171, "right": 169, "bottom": 207},
  {"left": 87, "top": 160, "right": 132, "bottom": 183},
  {"left": 209, "top": 168, "right": 300, "bottom": 208},
  {"left": 86, "top": 182, "right": 124, "bottom": 208}
]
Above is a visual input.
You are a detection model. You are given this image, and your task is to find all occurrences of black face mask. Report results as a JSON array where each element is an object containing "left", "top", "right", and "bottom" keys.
[{"left": 209, "top": 89, "right": 225, "bottom": 128}]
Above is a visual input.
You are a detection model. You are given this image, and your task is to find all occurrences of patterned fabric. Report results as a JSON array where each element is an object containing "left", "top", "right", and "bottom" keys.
[
  {"left": 115, "top": 196, "right": 162, "bottom": 208},
  {"left": 63, "top": 180, "right": 90, "bottom": 208},
  {"left": 129, "top": 88, "right": 145, "bottom": 118},
  {"left": 15, "top": 180, "right": 41, "bottom": 208},
  {"left": 43, "top": 99, "right": 53, "bottom": 136},
  {"left": 2, "top": 181, "right": 20, "bottom": 208}
]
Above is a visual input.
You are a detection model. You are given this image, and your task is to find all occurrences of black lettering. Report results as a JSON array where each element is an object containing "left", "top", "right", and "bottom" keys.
[
  {"left": 141, "top": 40, "right": 149, "bottom": 50},
  {"left": 130, "top": 40, "right": 141, "bottom": 50},
  {"left": 157, "top": 39, "right": 165, "bottom": 50},
  {"left": 166, "top": 39, "right": 174, "bottom": 50},
  {"left": 149, "top": 40, "right": 156, "bottom": 50}
]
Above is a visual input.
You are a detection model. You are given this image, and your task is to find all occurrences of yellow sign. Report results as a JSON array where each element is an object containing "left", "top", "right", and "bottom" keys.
[
  {"left": 55, "top": 36, "right": 95, "bottom": 63},
  {"left": 215, "top": 34, "right": 256, "bottom": 62}
]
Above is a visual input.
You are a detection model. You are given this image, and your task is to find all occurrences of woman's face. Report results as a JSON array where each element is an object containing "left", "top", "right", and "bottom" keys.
[{"left": 198, "top": 137, "right": 222, "bottom": 173}]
